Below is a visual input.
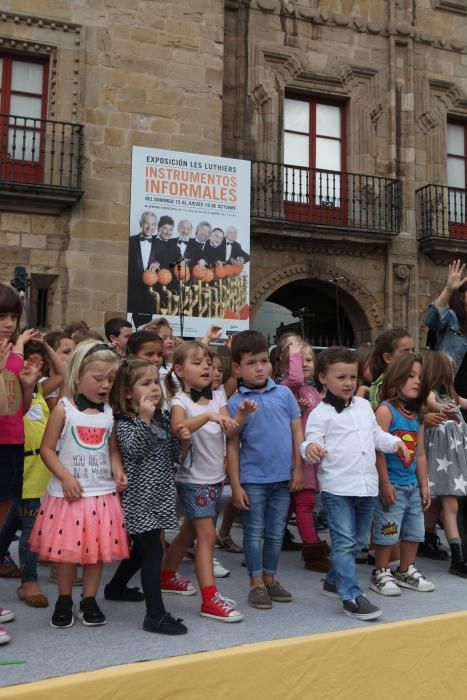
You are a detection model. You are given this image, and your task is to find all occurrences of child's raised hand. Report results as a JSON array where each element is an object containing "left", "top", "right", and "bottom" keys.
[
  {"left": 173, "top": 423, "right": 191, "bottom": 443},
  {"left": 288, "top": 340, "right": 303, "bottom": 355},
  {"left": 139, "top": 395, "right": 156, "bottom": 424},
  {"left": 237, "top": 399, "right": 257, "bottom": 415},
  {"left": 62, "top": 474, "right": 83, "bottom": 502},
  {"left": 394, "top": 440, "right": 410, "bottom": 466},
  {"left": 380, "top": 481, "right": 397, "bottom": 506},
  {"left": 19, "top": 362, "right": 41, "bottom": 389},
  {"left": 114, "top": 470, "right": 128, "bottom": 493},
  {"left": 173, "top": 336, "right": 184, "bottom": 348},
  {"left": 298, "top": 397, "right": 310, "bottom": 412},
  {"left": 202, "top": 325, "right": 222, "bottom": 345},
  {"left": 0, "top": 340, "right": 12, "bottom": 372},
  {"left": 305, "top": 443, "right": 326, "bottom": 463}
]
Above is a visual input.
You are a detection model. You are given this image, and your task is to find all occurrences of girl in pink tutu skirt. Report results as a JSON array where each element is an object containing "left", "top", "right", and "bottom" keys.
[{"left": 30, "top": 341, "right": 128, "bottom": 629}]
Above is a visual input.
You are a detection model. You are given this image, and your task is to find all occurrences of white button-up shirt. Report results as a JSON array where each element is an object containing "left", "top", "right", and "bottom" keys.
[
  {"left": 300, "top": 396, "right": 400, "bottom": 497},
  {"left": 140, "top": 236, "right": 152, "bottom": 270}
]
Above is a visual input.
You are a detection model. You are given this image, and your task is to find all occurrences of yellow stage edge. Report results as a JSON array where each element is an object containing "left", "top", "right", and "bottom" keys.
[{"left": 1, "top": 610, "right": 467, "bottom": 699}]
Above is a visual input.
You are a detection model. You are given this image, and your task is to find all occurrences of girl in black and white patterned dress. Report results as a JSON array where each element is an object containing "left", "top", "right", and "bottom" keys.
[{"left": 111, "top": 358, "right": 192, "bottom": 634}]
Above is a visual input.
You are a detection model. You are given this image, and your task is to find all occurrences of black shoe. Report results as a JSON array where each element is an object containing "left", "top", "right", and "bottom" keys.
[
  {"left": 449, "top": 543, "right": 467, "bottom": 578},
  {"left": 418, "top": 531, "right": 449, "bottom": 560},
  {"left": 321, "top": 579, "right": 339, "bottom": 598},
  {"left": 104, "top": 584, "right": 145, "bottom": 602},
  {"left": 282, "top": 528, "right": 303, "bottom": 551},
  {"left": 143, "top": 612, "right": 188, "bottom": 635},
  {"left": 343, "top": 595, "right": 382, "bottom": 621},
  {"left": 50, "top": 595, "right": 74, "bottom": 629},
  {"left": 78, "top": 597, "right": 107, "bottom": 626}
]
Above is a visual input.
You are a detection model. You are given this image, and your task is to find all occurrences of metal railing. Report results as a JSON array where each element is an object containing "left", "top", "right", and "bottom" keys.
[
  {"left": 0, "top": 113, "right": 84, "bottom": 190},
  {"left": 417, "top": 184, "right": 467, "bottom": 240},
  {"left": 251, "top": 161, "right": 401, "bottom": 234}
]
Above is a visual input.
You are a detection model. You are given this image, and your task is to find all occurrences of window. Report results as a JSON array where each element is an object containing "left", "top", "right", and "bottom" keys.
[
  {"left": 0, "top": 54, "right": 49, "bottom": 182},
  {"left": 447, "top": 121, "right": 467, "bottom": 237},
  {"left": 283, "top": 96, "right": 346, "bottom": 223}
]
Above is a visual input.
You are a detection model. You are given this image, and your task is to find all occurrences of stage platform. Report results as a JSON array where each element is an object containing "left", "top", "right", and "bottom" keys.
[{"left": 1, "top": 519, "right": 467, "bottom": 697}]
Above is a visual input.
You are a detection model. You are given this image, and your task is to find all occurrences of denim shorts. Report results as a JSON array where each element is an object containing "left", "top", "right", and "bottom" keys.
[
  {"left": 373, "top": 483, "right": 424, "bottom": 546},
  {"left": 176, "top": 482, "right": 223, "bottom": 520}
]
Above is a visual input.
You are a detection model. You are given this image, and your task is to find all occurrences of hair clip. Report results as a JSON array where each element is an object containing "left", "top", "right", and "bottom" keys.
[{"left": 83, "top": 343, "right": 116, "bottom": 359}]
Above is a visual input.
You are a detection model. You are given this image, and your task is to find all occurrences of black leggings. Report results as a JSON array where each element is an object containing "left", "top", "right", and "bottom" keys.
[{"left": 111, "top": 529, "right": 165, "bottom": 620}]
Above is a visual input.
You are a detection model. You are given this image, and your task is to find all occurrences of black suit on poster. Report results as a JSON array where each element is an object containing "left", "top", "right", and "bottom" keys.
[
  {"left": 224, "top": 240, "right": 250, "bottom": 263},
  {"left": 127, "top": 234, "right": 159, "bottom": 316},
  {"left": 201, "top": 242, "right": 226, "bottom": 268}
]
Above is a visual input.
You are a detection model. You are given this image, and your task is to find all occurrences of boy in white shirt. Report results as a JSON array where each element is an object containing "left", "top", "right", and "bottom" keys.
[{"left": 302, "top": 347, "right": 409, "bottom": 621}]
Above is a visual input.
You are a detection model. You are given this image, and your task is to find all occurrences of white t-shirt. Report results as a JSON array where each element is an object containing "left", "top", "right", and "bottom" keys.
[
  {"left": 171, "top": 389, "right": 226, "bottom": 485},
  {"left": 48, "top": 397, "right": 116, "bottom": 498}
]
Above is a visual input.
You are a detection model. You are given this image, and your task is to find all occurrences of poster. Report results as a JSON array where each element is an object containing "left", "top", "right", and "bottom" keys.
[{"left": 127, "top": 147, "right": 251, "bottom": 338}]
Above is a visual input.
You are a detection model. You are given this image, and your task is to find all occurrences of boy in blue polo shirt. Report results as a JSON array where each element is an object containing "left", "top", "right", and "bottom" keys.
[{"left": 227, "top": 331, "right": 304, "bottom": 610}]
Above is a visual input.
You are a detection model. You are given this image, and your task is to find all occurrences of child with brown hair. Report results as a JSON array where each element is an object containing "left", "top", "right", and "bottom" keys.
[{"left": 371, "top": 353, "right": 434, "bottom": 596}]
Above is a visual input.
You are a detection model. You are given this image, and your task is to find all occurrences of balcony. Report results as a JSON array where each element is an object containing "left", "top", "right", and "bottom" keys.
[
  {"left": 251, "top": 161, "right": 402, "bottom": 246},
  {"left": 0, "top": 114, "right": 84, "bottom": 214},
  {"left": 417, "top": 184, "right": 467, "bottom": 260}
]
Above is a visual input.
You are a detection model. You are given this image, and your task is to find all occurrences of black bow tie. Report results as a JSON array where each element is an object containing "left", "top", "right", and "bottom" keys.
[
  {"left": 75, "top": 394, "right": 105, "bottom": 412},
  {"left": 322, "top": 390, "right": 351, "bottom": 413},
  {"left": 226, "top": 241, "right": 232, "bottom": 246},
  {"left": 190, "top": 386, "right": 213, "bottom": 403},
  {"left": 140, "top": 236, "right": 152, "bottom": 243},
  {"left": 178, "top": 239, "right": 188, "bottom": 245}
]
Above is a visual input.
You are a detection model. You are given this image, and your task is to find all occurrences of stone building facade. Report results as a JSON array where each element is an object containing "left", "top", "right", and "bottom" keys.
[{"left": 1, "top": 0, "right": 467, "bottom": 345}]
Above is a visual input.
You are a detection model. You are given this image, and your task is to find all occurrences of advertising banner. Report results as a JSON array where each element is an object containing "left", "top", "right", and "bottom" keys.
[{"left": 127, "top": 147, "right": 251, "bottom": 338}]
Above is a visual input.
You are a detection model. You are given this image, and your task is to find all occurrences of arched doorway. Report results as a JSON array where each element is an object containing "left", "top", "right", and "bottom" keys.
[
  {"left": 268, "top": 278, "right": 354, "bottom": 346},
  {"left": 252, "top": 277, "right": 376, "bottom": 347}
]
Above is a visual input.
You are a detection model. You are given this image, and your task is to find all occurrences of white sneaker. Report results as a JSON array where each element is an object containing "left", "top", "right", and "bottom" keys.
[
  {"left": 0, "top": 626, "right": 11, "bottom": 644},
  {"left": 370, "top": 568, "right": 401, "bottom": 596},
  {"left": 213, "top": 558, "right": 230, "bottom": 578},
  {"left": 393, "top": 563, "right": 435, "bottom": 592},
  {"left": 0, "top": 607, "right": 15, "bottom": 623}
]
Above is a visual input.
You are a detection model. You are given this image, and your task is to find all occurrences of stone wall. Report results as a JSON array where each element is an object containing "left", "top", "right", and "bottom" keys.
[{"left": 0, "top": 0, "right": 224, "bottom": 328}]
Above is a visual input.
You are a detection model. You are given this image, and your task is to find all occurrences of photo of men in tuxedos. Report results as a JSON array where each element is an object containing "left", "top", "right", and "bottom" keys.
[
  {"left": 127, "top": 211, "right": 159, "bottom": 325},
  {"left": 185, "top": 221, "right": 212, "bottom": 268},
  {"left": 199, "top": 227, "right": 227, "bottom": 267},
  {"left": 224, "top": 225, "right": 250, "bottom": 263},
  {"left": 165, "top": 219, "right": 193, "bottom": 269},
  {"left": 151, "top": 215, "right": 175, "bottom": 270}
]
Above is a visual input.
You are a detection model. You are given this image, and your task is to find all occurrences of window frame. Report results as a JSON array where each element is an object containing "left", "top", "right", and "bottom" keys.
[
  {"left": 447, "top": 119, "right": 467, "bottom": 239},
  {"left": 283, "top": 94, "right": 347, "bottom": 224},
  {"left": 0, "top": 53, "right": 49, "bottom": 184}
]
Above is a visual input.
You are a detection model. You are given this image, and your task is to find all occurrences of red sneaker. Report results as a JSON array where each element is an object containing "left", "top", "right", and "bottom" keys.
[
  {"left": 200, "top": 593, "right": 244, "bottom": 623},
  {"left": 161, "top": 572, "right": 197, "bottom": 596}
]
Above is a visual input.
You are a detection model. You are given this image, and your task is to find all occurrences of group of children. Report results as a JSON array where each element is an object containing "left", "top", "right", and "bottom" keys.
[{"left": 1, "top": 279, "right": 466, "bottom": 645}]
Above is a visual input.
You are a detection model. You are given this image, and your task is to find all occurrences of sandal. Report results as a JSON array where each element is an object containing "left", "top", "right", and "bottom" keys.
[
  {"left": 216, "top": 533, "right": 243, "bottom": 554},
  {"left": 16, "top": 586, "right": 49, "bottom": 608}
]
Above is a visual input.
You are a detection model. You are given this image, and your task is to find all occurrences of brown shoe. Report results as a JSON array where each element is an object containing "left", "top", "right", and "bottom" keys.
[
  {"left": 17, "top": 586, "right": 49, "bottom": 608},
  {"left": 302, "top": 542, "right": 331, "bottom": 573}
]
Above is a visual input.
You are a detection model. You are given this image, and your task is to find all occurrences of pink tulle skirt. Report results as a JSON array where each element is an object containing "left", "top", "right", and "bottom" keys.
[{"left": 29, "top": 493, "right": 129, "bottom": 565}]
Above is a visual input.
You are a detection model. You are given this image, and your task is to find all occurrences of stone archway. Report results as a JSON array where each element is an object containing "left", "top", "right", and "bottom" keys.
[{"left": 250, "top": 262, "right": 384, "bottom": 344}]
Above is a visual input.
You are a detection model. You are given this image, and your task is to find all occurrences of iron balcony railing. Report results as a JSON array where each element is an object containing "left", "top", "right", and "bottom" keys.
[
  {"left": 0, "top": 113, "right": 84, "bottom": 190},
  {"left": 417, "top": 184, "right": 467, "bottom": 240},
  {"left": 251, "top": 161, "right": 402, "bottom": 234}
]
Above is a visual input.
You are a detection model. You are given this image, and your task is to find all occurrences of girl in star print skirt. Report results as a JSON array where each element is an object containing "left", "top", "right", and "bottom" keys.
[
  {"left": 423, "top": 351, "right": 467, "bottom": 578},
  {"left": 29, "top": 341, "right": 129, "bottom": 629}
]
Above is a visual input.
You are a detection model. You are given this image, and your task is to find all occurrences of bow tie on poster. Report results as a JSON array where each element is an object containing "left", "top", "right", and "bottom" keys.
[
  {"left": 75, "top": 394, "right": 105, "bottom": 412},
  {"left": 140, "top": 236, "right": 152, "bottom": 243},
  {"left": 190, "top": 386, "right": 213, "bottom": 403},
  {"left": 178, "top": 239, "right": 188, "bottom": 245},
  {"left": 226, "top": 241, "right": 232, "bottom": 246}
]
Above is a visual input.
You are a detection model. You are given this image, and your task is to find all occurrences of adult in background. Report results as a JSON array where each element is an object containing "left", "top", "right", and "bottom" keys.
[
  {"left": 423, "top": 259, "right": 467, "bottom": 545},
  {"left": 127, "top": 211, "right": 159, "bottom": 326},
  {"left": 224, "top": 226, "right": 250, "bottom": 264}
]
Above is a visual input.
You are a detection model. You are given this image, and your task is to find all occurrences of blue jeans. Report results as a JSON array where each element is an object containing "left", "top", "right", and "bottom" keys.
[
  {"left": 242, "top": 482, "right": 290, "bottom": 578},
  {"left": 0, "top": 499, "right": 40, "bottom": 582},
  {"left": 322, "top": 491, "right": 376, "bottom": 602}
]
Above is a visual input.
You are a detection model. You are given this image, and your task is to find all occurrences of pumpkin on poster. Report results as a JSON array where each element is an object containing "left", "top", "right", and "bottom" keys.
[
  {"left": 142, "top": 269, "right": 159, "bottom": 286},
  {"left": 174, "top": 261, "right": 190, "bottom": 282},
  {"left": 158, "top": 268, "right": 172, "bottom": 286},
  {"left": 192, "top": 264, "right": 207, "bottom": 281}
]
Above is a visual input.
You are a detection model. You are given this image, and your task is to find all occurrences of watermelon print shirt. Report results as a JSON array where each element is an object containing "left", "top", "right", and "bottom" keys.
[{"left": 47, "top": 397, "right": 115, "bottom": 498}]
